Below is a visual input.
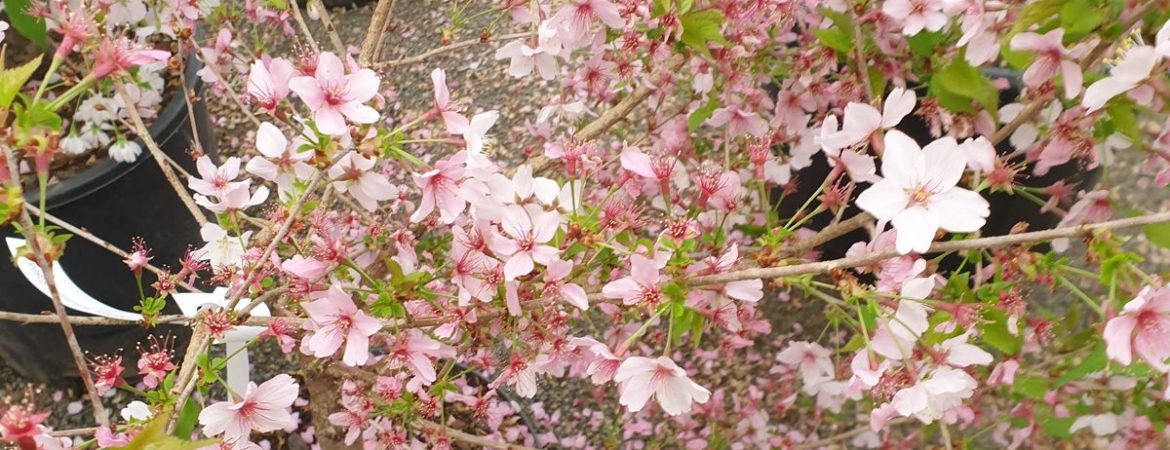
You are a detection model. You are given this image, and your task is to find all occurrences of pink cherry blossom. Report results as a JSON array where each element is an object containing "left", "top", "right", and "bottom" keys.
[
  {"left": 302, "top": 285, "right": 383, "bottom": 366},
  {"left": 489, "top": 205, "right": 561, "bottom": 280},
  {"left": 245, "top": 122, "right": 315, "bottom": 197},
  {"left": 687, "top": 244, "right": 763, "bottom": 302},
  {"left": 454, "top": 111, "right": 499, "bottom": 167},
  {"left": 614, "top": 356, "right": 710, "bottom": 416},
  {"left": 495, "top": 40, "right": 559, "bottom": 80},
  {"left": 1083, "top": 46, "right": 1160, "bottom": 113},
  {"left": 288, "top": 52, "right": 380, "bottom": 135},
  {"left": 430, "top": 68, "right": 470, "bottom": 132},
  {"left": 190, "top": 155, "right": 246, "bottom": 198},
  {"left": 1010, "top": 28, "right": 1084, "bottom": 98},
  {"left": 542, "top": 259, "right": 588, "bottom": 310},
  {"left": 889, "top": 366, "right": 977, "bottom": 424},
  {"left": 385, "top": 329, "right": 455, "bottom": 386},
  {"left": 551, "top": 0, "right": 625, "bottom": 47},
  {"left": 777, "top": 341, "right": 835, "bottom": 386},
  {"left": 882, "top": 0, "right": 948, "bottom": 36},
  {"left": 856, "top": 130, "right": 990, "bottom": 254},
  {"left": 602, "top": 253, "right": 664, "bottom": 306},
  {"left": 707, "top": 106, "right": 768, "bottom": 138},
  {"left": 198, "top": 374, "right": 299, "bottom": 443},
  {"left": 91, "top": 36, "right": 170, "bottom": 79},
  {"left": 571, "top": 337, "right": 621, "bottom": 384},
  {"left": 821, "top": 87, "right": 917, "bottom": 151},
  {"left": 1103, "top": 286, "right": 1170, "bottom": 372},
  {"left": 281, "top": 255, "right": 327, "bottom": 280},
  {"left": 247, "top": 57, "right": 295, "bottom": 112},
  {"left": 411, "top": 152, "right": 467, "bottom": 223},
  {"left": 328, "top": 152, "right": 398, "bottom": 211}
]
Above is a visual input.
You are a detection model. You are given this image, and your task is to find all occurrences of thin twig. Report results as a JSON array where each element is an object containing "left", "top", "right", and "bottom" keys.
[
  {"left": 416, "top": 418, "right": 537, "bottom": 450},
  {"left": 11, "top": 211, "right": 1170, "bottom": 331},
  {"left": 690, "top": 210, "right": 1170, "bottom": 285},
  {"left": 794, "top": 419, "right": 909, "bottom": 449},
  {"left": 1, "top": 147, "right": 110, "bottom": 427},
  {"left": 224, "top": 173, "right": 325, "bottom": 311},
  {"left": 49, "top": 427, "right": 98, "bottom": 438},
  {"left": 372, "top": 32, "right": 534, "bottom": 69},
  {"left": 309, "top": 0, "right": 348, "bottom": 56},
  {"left": 114, "top": 79, "right": 208, "bottom": 226},
  {"left": 24, "top": 204, "right": 204, "bottom": 293},
  {"left": 288, "top": 0, "right": 321, "bottom": 54},
  {"left": 784, "top": 212, "right": 873, "bottom": 256},
  {"left": 358, "top": 0, "right": 396, "bottom": 66},
  {"left": 187, "top": 37, "right": 263, "bottom": 129}
]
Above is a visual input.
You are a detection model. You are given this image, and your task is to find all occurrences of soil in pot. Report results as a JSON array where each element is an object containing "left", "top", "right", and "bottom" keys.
[{"left": 0, "top": 57, "right": 217, "bottom": 383}]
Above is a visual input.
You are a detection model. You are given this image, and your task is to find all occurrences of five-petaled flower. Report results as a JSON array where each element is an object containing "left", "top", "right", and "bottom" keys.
[
  {"left": 302, "top": 285, "right": 383, "bottom": 366},
  {"left": 856, "top": 130, "right": 990, "bottom": 254}
]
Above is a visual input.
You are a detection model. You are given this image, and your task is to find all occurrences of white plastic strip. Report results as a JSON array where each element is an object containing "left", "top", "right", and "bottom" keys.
[{"left": 6, "top": 237, "right": 267, "bottom": 394}]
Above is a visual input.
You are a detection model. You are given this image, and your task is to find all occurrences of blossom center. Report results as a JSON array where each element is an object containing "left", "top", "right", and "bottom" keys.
[{"left": 907, "top": 185, "right": 933, "bottom": 205}]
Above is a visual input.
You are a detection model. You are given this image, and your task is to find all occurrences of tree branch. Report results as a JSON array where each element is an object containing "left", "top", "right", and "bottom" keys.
[
  {"left": 1, "top": 147, "right": 110, "bottom": 427},
  {"left": 416, "top": 418, "right": 537, "bottom": 450},
  {"left": 358, "top": 0, "right": 396, "bottom": 66},
  {"left": 372, "top": 32, "right": 534, "bottom": 69},
  {"left": 114, "top": 78, "right": 208, "bottom": 226}
]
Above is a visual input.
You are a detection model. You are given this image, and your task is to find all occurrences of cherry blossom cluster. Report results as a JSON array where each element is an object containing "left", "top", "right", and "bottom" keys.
[{"left": 7, "top": 0, "right": 1170, "bottom": 449}]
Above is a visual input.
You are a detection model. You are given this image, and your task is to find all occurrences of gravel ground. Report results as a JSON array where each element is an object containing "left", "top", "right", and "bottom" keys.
[{"left": 6, "top": 1, "right": 1170, "bottom": 447}]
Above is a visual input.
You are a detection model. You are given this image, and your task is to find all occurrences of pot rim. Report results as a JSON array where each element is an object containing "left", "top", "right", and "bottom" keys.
[{"left": 27, "top": 56, "right": 206, "bottom": 210}]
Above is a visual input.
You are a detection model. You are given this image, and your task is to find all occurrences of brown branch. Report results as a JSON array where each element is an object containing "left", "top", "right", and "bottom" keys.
[
  {"left": 372, "top": 32, "right": 534, "bottom": 69},
  {"left": 784, "top": 212, "right": 873, "bottom": 256},
  {"left": 690, "top": 210, "right": 1170, "bottom": 285},
  {"left": 309, "top": 0, "right": 348, "bottom": 57},
  {"left": 11, "top": 211, "right": 1167, "bottom": 335},
  {"left": 288, "top": 0, "right": 321, "bottom": 53},
  {"left": 49, "top": 427, "right": 98, "bottom": 438},
  {"left": 114, "top": 79, "right": 208, "bottom": 226},
  {"left": 416, "top": 419, "right": 538, "bottom": 450},
  {"left": 1, "top": 147, "right": 110, "bottom": 427},
  {"left": 357, "top": 0, "right": 396, "bottom": 66},
  {"left": 225, "top": 173, "right": 325, "bottom": 311},
  {"left": 794, "top": 419, "right": 910, "bottom": 450},
  {"left": 187, "top": 37, "right": 263, "bottom": 129},
  {"left": 24, "top": 204, "right": 204, "bottom": 293}
]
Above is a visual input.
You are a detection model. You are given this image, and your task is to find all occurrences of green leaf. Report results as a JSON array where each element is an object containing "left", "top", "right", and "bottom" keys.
[
  {"left": 813, "top": 28, "right": 852, "bottom": 54},
  {"left": 679, "top": 10, "right": 728, "bottom": 55},
  {"left": 172, "top": 399, "right": 200, "bottom": 438},
  {"left": 687, "top": 96, "right": 718, "bottom": 132},
  {"left": 1055, "top": 342, "right": 1107, "bottom": 387},
  {"left": 651, "top": 0, "right": 670, "bottom": 18},
  {"left": 2, "top": 0, "right": 46, "bottom": 46},
  {"left": 1012, "top": 375, "right": 1048, "bottom": 400},
  {"left": 1060, "top": 0, "right": 1104, "bottom": 40},
  {"left": 14, "top": 102, "right": 62, "bottom": 132},
  {"left": 0, "top": 55, "right": 41, "bottom": 113},
  {"left": 1106, "top": 100, "right": 1140, "bottom": 143},
  {"left": 662, "top": 282, "right": 687, "bottom": 303},
  {"left": 979, "top": 309, "right": 1021, "bottom": 355},
  {"left": 930, "top": 57, "right": 998, "bottom": 114},
  {"left": 906, "top": 31, "right": 944, "bottom": 57},
  {"left": 265, "top": 0, "right": 288, "bottom": 10},
  {"left": 1039, "top": 415, "right": 1077, "bottom": 439},
  {"left": 114, "top": 415, "right": 215, "bottom": 450},
  {"left": 1145, "top": 222, "right": 1170, "bottom": 249},
  {"left": 1011, "top": 0, "right": 1063, "bottom": 35}
]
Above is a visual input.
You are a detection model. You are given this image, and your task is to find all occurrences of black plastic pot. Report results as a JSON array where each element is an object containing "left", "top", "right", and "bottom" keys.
[
  {"left": 776, "top": 70, "right": 1100, "bottom": 259},
  {"left": 0, "top": 60, "right": 215, "bottom": 382}
]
